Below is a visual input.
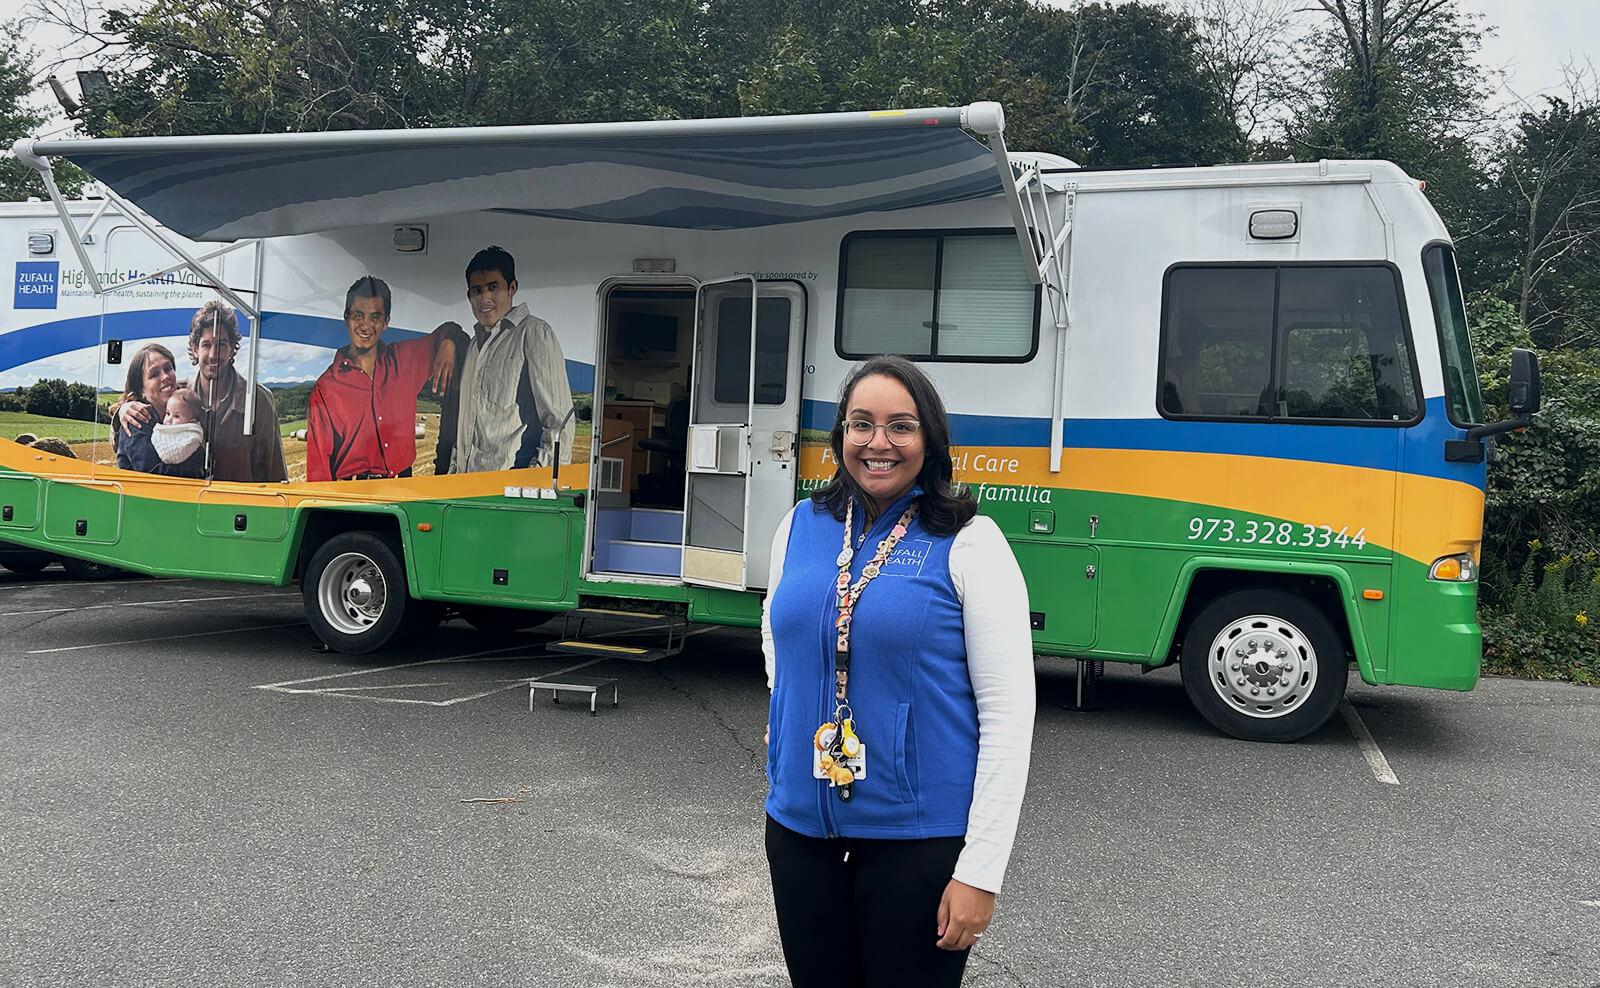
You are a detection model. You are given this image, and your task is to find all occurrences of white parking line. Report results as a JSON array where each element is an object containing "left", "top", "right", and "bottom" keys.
[
  {"left": 27, "top": 621, "right": 306, "bottom": 654},
  {"left": 0, "top": 592, "right": 298, "bottom": 617},
  {"left": 255, "top": 647, "right": 607, "bottom": 707},
  {"left": 253, "top": 643, "right": 542, "bottom": 690},
  {"left": 1340, "top": 699, "right": 1400, "bottom": 785}
]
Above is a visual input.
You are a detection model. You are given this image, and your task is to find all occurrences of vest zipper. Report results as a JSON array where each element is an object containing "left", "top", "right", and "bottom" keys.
[{"left": 817, "top": 495, "right": 913, "bottom": 838}]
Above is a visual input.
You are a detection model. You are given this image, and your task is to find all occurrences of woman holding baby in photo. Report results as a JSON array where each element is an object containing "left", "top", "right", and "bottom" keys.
[{"left": 113, "top": 343, "right": 207, "bottom": 478}]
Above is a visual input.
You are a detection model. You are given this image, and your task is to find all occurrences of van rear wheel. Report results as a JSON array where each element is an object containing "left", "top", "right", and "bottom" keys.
[
  {"left": 1179, "top": 588, "right": 1347, "bottom": 742},
  {"left": 303, "top": 531, "right": 412, "bottom": 654},
  {"left": 0, "top": 556, "right": 49, "bottom": 576}
]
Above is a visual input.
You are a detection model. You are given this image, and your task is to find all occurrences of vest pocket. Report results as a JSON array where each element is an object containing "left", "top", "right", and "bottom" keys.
[
  {"left": 893, "top": 702, "right": 916, "bottom": 803},
  {"left": 766, "top": 701, "right": 783, "bottom": 784}
]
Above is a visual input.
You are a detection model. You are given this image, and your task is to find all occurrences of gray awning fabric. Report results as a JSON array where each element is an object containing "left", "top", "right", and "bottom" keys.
[{"left": 34, "top": 107, "right": 1004, "bottom": 241}]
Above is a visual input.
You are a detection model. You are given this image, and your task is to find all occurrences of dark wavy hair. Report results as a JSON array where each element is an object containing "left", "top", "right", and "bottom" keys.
[
  {"left": 466, "top": 245, "right": 516, "bottom": 286},
  {"left": 810, "top": 355, "right": 976, "bottom": 535},
  {"left": 344, "top": 275, "right": 392, "bottom": 320}
]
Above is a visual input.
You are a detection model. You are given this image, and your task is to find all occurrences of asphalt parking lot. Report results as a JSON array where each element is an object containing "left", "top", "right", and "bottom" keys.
[{"left": 2, "top": 570, "right": 1597, "bottom": 988}]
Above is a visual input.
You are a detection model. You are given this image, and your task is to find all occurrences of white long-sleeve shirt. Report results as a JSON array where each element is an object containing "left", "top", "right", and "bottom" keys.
[
  {"left": 761, "top": 504, "right": 1037, "bottom": 893},
  {"left": 451, "top": 302, "right": 574, "bottom": 472}
]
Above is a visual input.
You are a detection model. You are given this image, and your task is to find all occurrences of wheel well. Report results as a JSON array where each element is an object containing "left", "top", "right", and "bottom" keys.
[
  {"left": 294, "top": 511, "right": 405, "bottom": 583},
  {"left": 1169, "top": 569, "right": 1355, "bottom": 663}
]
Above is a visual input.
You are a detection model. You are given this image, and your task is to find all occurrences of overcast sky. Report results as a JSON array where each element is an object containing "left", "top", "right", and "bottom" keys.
[{"left": 2, "top": 0, "right": 1596, "bottom": 126}]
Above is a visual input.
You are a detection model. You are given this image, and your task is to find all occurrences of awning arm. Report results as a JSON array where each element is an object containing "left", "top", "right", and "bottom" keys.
[
  {"left": 13, "top": 138, "right": 104, "bottom": 295},
  {"left": 967, "top": 104, "right": 1075, "bottom": 474},
  {"left": 13, "top": 136, "right": 268, "bottom": 436}
]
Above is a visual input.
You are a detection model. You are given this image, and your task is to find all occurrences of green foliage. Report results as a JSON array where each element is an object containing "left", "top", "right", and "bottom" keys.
[
  {"left": 1471, "top": 294, "right": 1600, "bottom": 564},
  {"left": 11, "top": 379, "right": 103, "bottom": 422},
  {"left": 1471, "top": 293, "right": 1600, "bottom": 683},
  {"left": 65, "top": 0, "right": 1243, "bottom": 169},
  {"left": 0, "top": 27, "right": 85, "bottom": 199},
  {"left": 1280, "top": 2, "right": 1490, "bottom": 240},
  {"left": 1481, "top": 548, "right": 1600, "bottom": 685}
]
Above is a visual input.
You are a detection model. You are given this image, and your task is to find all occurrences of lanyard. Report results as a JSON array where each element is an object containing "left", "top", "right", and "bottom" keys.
[{"left": 832, "top": 497, "right": 920, "bottom": 705}]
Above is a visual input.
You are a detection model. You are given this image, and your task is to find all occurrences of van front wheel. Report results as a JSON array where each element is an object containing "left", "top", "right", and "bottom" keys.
[
  {"left": 1179, "top": 588, "right": 1347, "bottom": 742},
  {"left": 303, "top": 532, "right": 411, "bottom": 654}
]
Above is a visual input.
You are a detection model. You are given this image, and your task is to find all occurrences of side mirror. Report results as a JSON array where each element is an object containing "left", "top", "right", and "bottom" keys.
[
  {"left": 1449, "top": 346, "right": 1543, "bottom": 462},
  {"left": 576, "top": 403, "right": 593, "bottom": 423},
  {"left": 1508, "top": 347, "right": 1541, "bottom": 416}
]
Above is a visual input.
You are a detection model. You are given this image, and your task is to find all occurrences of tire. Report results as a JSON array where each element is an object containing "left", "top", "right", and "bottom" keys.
[
  {"left": 0, "top": 555, "right": 50, "bottom": 576},
  {"left": 1179, "top": 588, "right": 1348, "bottom": 742},
  {"left": 302, "top": 531, "right": 414, "bottom": 654},
  {"left": 457, "top": 604, "right": 555, "bottom": 636},
  {"left": 62, "top": 557, "right": 119, "bottom": 581}
]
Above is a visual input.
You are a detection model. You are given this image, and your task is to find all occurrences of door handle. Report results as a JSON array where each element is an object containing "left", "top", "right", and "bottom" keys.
[{"left": 770, "top": 431, "right": 795, "bottom": 462}]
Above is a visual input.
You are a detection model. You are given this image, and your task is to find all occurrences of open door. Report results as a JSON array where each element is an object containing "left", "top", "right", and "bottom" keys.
[{"left": 681, "top": 277, "right": 806, "bottom": 590}]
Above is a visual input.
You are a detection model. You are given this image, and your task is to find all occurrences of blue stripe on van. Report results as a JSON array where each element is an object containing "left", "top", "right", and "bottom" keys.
[{"left": 804, "top": 397, "right": 1485, "bottom": 488}]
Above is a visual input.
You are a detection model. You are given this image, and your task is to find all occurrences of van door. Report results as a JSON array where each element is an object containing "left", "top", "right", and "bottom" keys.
[{"left": 681, "top": 277, "right": 805, "bottom": 591}]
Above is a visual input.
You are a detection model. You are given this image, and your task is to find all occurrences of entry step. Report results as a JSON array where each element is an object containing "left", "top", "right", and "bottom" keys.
[
  {"left": 549, "top": 639, "right": 667, "bottom": 663},
  {"left": 569, "top": 607, "right": 679, "bottom": 624}
]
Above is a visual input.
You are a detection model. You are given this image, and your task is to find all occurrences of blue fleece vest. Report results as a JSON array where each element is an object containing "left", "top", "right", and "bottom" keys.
[{"left": 765, "top": 490, "right": 978, "bottom": 839}]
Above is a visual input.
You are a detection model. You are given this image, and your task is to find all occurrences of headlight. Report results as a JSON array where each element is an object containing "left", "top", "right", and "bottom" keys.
[{"left": 1428, "top": 553, "right": 1477, "bottom": 582}]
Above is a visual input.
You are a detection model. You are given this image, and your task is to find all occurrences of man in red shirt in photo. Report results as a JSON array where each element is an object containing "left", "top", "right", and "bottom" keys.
[{"left": 305, "top": 276, "right": 469, "bottom": 482}]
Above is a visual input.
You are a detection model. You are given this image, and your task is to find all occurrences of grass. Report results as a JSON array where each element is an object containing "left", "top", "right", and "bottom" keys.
[{"left": 0, "top": 411, "right": 108, "bottom": 444}]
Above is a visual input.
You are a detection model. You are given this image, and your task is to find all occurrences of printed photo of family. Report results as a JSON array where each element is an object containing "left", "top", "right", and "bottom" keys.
[{"left": 110, "top": 244, "right": 574, "bottom": 484}]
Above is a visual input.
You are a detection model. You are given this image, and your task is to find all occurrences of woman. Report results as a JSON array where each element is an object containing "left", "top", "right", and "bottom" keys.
[
  {"left": 762, "top": 355, "right": 1036, "bottom": 986},
  {"left": 114, "top": 343, "right": 206, "bottom": 478}
]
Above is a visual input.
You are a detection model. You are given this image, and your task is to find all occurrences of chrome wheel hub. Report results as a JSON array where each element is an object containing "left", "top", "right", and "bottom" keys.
[
  {"left": 1206, "top": 614, "right": 1318, "bottom": 719},
  {"left": 318, "top": 552, "right": 388, "bottom": 636}
]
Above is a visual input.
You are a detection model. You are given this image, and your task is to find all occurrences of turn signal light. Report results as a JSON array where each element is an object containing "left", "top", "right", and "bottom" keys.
[{"left": 1428, "top": 554, "right": 1476, "bottom": 582}]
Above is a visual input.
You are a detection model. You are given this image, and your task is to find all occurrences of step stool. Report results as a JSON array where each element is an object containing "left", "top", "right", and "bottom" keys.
[{"left": 528, "top": 675, "right": 619, "bottom": 716}]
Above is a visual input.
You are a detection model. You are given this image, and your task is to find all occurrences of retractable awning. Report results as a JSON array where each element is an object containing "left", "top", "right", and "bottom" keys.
[
  {"left": 15, "top": 102, "right": 1081, "bottom": 465},
  {"left": 18, "top": 105, "right": 1010, "bottom": 241}
]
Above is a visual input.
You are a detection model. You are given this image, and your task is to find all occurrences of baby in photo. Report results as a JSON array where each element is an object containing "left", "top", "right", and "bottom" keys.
[{"left": 151, "top": 387, "right": 206, "bottom": 466}]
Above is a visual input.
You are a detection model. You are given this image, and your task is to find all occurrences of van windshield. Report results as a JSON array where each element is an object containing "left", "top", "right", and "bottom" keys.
[{"left": 1422, "top": 244, "right": 1484, "bottom": 426}]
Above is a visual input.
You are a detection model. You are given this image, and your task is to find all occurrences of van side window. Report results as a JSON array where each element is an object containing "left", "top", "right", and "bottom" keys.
[
  {"left": 1277, "top": 268, "right": 1418, "bottom": 420},
  {"left": 1161, "top": 265, "right": 1420, "bottom": 423},
  {"left": 1161, "top": 268, "right": 1275, "bottom": 416},
  {"left": 837, "top": 232, "right": 1038, "bottom": 361}
]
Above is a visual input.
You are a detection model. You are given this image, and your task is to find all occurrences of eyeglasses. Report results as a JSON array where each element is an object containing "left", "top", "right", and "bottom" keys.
[{"left": 843, "top": 419, "right": 921, "bottom": 446}]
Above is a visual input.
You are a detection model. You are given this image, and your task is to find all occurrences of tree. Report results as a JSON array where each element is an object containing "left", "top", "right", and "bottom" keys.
[
  {"left": 34, "top": 0, "right": 440, "bottom": 136},
  {"left": 1491, "top": 74, "right": 1600, "bottom": 344},
  {"left": 1281, "top": 0, "right": 1490, "bottom": 232},
  {"left": 0, "top": 28, "right": 79, "bottom": 200},
  {"left": 1182, "top": 0, "right": 1296, "bottom": 150},
  {"left": 22, "top": 378, "right": 71, "bottom": 418}
]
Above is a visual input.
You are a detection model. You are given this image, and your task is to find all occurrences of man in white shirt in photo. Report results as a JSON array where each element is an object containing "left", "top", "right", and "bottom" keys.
[{"left": 448, "top": 245, "right": 575, "bottom": 473}]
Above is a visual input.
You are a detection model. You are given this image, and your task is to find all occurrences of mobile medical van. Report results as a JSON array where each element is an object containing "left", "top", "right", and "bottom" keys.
[{"left": 3, "top": 102, "right": 1538, "bottom": 740}]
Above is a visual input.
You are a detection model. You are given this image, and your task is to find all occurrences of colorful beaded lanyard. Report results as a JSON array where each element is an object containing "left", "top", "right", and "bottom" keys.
[{"left": 816, "top": 496, "right": 919, "bottom": 801}]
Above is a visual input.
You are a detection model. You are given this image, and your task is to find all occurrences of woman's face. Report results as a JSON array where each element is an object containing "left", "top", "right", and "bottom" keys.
[
  {"left": 141, "top": 352, "right": 178, "bottom": 411},
  {"left": 841, "top": 373, "right": 925, "bottom": 513}
]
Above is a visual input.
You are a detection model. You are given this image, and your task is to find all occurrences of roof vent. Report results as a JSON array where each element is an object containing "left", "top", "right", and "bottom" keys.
[{"left": 28, "top": 230, "right": 55, "bottom": 255}]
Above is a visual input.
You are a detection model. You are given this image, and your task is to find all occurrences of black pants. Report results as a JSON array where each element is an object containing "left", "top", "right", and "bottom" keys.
[{"left": 765, "top": 815, "right": 971, "bottom": 988}]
